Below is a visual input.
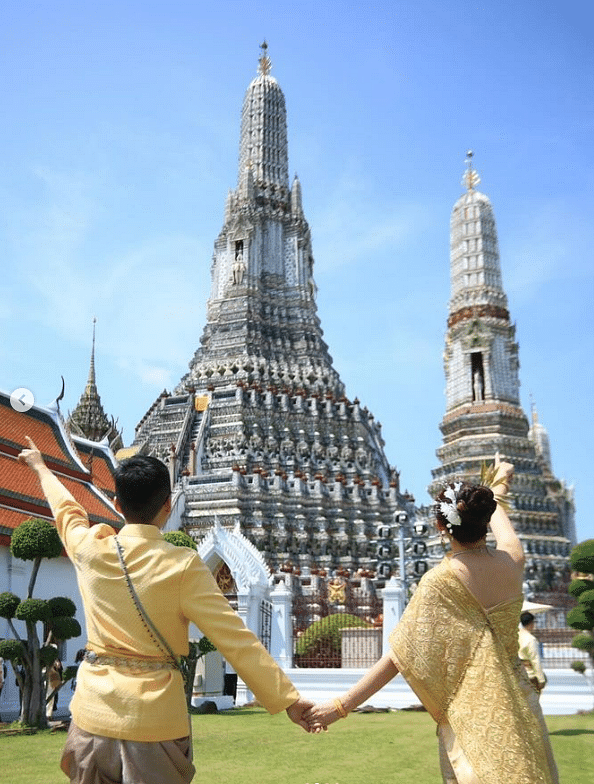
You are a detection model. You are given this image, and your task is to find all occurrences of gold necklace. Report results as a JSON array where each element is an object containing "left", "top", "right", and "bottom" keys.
[{"left": 450, "top": 544, "right": 492, "bottom": 558}]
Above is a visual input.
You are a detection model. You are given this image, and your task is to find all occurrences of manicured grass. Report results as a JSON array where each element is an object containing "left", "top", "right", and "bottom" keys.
[{"left": 1, "top": 709, "right": 592, "bottom": 784}]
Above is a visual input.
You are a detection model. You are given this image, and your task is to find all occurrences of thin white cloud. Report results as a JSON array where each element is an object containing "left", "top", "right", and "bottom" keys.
[{"left": 503, "top": 199, "right": 593, "bottom": 297}]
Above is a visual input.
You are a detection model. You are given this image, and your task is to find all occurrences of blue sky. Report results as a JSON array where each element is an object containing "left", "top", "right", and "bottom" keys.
[{"left": 1, "top": 1, "right": 592, "bottom": 543}]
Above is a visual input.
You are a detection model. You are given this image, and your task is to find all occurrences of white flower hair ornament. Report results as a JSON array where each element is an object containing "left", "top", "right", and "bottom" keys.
[{"left": 439, "top": 482, "right": 463, "bottom": 532}]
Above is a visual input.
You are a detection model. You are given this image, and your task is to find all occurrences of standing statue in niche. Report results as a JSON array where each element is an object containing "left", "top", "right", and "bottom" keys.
[
  {"left": 473, "top": 369, "right": 484, "bottom": 402},
  {"left": 232, "top": 248, "right": 246, "bottom": 285}
]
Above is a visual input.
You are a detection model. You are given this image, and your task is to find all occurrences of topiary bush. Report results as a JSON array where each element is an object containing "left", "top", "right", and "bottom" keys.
[
  {"left": 571, "top": 539, "right": 594, "bottom": 574},
  {"left": 47, "top": 596, "right": 77, "bottom": 618},
  {"left": 15, "top": 598, "right": 51, "bottom": 624},
  {"left": 567, "top": 606, "right": 594, "bottom": 630},
  {"left": 0, "top": 591, "right": 21, "bottom": 619},
  {"left": 569, "top": 578, "right": 594, "bottom": 599},
  {"left": 0, "top": 638, "right": 25, "bottom": 662},
  {"left": 572, "top": 633, "right": 594, "bottom": 653},
  {"left": 163, "top": 531, "right": 197, "bottom": 550},
  {"left": 2, "top": 516, "right": 82, "bottom": 728},
  {"left": 50, "top": 616, "right": 82, "bottom": 640},
  {"left": 39, "top": 645, "right": 59, "bottom": 668},
  {"left": 10, "top": 518, "right": 63, "bottom": 561},
  {"left": 296, "top": 613, "right": 371, "bottom": 656},
  {"left": 568, "top": 539, "right": 594, "bottom": 709}
]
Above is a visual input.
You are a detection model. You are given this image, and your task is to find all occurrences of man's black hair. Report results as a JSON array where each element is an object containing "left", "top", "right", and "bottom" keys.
[
  {"left": 520, "top": 611, "right": 535, "bottom": 627},
  {"left": 114, "top": 455, "right": 171, "bottom": 524}
]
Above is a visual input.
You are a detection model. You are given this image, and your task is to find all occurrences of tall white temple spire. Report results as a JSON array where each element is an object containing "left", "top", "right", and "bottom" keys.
[{"left": 430, "top": 154, "right": 575, "bottom": 587}]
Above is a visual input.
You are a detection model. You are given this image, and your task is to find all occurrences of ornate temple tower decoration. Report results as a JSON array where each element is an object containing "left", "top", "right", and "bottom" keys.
[
  {"left": 67, "top": 319, "right": 123, "bottom": 450},
  {"left": 133, "top": 45, "right": 414, "bottom": 581},
  {"left": 429, "top": 153, "right": 575, "bottom": 591}
]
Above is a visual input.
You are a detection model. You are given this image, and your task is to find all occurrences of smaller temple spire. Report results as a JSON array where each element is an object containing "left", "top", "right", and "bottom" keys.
[
  {"left": 67, "top": 319, "right": 122, "bottom": 449},
  {"left": 87, "top": 317, "right": 97, "bottom": 390},
  {"left": 258, "top": 40, "right": 272, "bottom": 76},
  {"left": 462, "top": 150, "right": 481, "bottom": 192}
]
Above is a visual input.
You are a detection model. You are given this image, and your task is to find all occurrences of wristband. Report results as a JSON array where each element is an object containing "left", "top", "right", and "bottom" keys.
[{"left": 333, "top": 697, "right": 348, "bottom": 719}]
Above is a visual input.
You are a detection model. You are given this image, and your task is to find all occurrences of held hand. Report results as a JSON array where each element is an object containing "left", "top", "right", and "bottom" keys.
[
  {"left": 303, "top": 701, "right": 341, "bottom": 732},
  {"left": 286, "top": 698, "right": 318, "bottom": 732},
  {"left": 18, "top": 437, "right": 46, "bottom": 472}
]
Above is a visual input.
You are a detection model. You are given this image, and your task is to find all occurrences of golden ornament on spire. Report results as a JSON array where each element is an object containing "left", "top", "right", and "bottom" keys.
[
  {"left": 258, "top": 40, "right": 272, "bottom": 76},
  {"left": 462, "top": 150, "right": 481, "bottom": 191}
]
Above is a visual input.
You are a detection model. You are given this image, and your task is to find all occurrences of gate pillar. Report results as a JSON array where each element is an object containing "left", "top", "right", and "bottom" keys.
[
  {"left": 270, "top": 578, "right": 293, "bottom": 669},
  {"left": 381, "top": 576, "right": 404, "bottom": 655}
]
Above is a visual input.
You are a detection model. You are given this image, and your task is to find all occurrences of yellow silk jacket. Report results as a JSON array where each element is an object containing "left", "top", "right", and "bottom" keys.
[{"left": 43, "top": 474, "right": 299, "bottom": 741}]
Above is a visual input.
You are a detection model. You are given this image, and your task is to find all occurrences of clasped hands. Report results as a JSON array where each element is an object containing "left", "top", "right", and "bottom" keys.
[{"left": 286, "top": 699, "right": 342, "bottom": 733}]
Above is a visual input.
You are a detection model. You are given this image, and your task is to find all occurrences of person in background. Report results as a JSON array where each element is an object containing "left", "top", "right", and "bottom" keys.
[
  {"left": 519, "top": 611, "right": 547, "bottom": 695},
  {"left": 45, "top": 651, "right": 63, "bottom": 720}
]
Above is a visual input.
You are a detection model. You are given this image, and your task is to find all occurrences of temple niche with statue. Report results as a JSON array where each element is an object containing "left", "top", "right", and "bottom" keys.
[{"left": 127, "top": 45, "right": 416, "bottom": 634}]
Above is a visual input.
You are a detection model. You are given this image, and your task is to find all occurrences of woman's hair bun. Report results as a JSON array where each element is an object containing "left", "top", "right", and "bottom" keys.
[
  {"left": 436, "top": 482, "right": 496, "bottom": 544},
  {"left": 460, "top": 485, "right": 496, "bottom": 522}
]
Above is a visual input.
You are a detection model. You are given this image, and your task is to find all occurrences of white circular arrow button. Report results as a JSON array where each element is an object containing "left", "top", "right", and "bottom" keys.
[{"left": 10, "top": 388, "right": 35, "bottom": 413}]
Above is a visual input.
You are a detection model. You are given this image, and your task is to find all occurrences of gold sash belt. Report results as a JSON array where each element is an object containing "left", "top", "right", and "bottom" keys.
[{"left": 84, "top": 650, "right": 177, "bottom": 671}]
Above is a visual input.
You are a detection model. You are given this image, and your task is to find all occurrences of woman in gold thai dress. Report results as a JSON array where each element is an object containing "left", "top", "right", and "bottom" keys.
[{"left": 305, "top": 460, "right": 559, "bottom": 784}]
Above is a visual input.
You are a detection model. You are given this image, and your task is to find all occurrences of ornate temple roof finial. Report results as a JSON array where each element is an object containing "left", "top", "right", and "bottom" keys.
[
  {"left": 89, "top": 317, "right": 97, "bottom": 387},
  {"left": 258, "top": 40, "right": 272, "bottom": 76},
  {"left": 462, "top": 149, "right": 481, "bottom": 192}
]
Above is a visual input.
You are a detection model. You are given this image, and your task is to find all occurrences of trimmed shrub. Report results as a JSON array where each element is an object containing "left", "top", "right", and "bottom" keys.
[
  {"left": 572, "top": 633, "right": 594, "bottom": 652},
  {"left": 0, "top": 638, "right": 25, "bottom": 662},
  {"left": 567, "top": 606, "right": 594, "bottom": 630},
  {"left": 568, "top": 578, "right": 594, "bottom": 599},
  {"left": 50, "top": 616, "right": 82, "bottom": 640},
  {"left": 163, "top": 531, "right": 197, "bottom": 550},
  {"left": 570, "top": 539, "right": 594, "bottom": 574},
  {"left": 579, "top": 589, "right": 594, "bottom": 607},
  {"left": 47, "top": 596, "right": 77, "bottom": 618},
  {"left": 39, "top": 645, "right": 59, "bottom": 668},
  {"left": 296, "top": 613, "right": 371, "bottom": 656},
  {"left": 10, "top": 518, "right": 62, "bottom": 561},
  {"left": 15, "top": 598, "right": 51, "bottom": 624},
  {"left": 0, "top": 592, "right": 21, "bottom": 619}
]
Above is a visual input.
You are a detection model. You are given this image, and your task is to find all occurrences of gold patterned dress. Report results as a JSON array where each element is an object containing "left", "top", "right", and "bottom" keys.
[{"left": 389, "top": 557, "right": 559, "bottom": 784}]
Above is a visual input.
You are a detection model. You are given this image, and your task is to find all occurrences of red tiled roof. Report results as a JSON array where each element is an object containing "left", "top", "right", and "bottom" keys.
[
  {"left": 0, "top": 453, "right": 121, "bottom": 529},
  {"left": 0, "top": 394, "right": 86, "bottom": 478},
  {"left": 75, "top": 443, "right": 116, "bottom": 498},
  {"left": 0, "top": 391, "right": 122, "bottom": 535}
]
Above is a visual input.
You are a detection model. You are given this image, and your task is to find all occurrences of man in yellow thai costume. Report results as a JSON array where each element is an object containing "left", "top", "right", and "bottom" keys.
[
  {"left": 304, "top": 461, "right": 559, "bottom": 784},
  {"left": 19, "top": 438, "right": 312, "bottom": 784}
]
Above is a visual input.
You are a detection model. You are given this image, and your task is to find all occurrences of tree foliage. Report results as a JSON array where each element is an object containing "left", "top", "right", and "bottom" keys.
[
  {"left": 163, "top": 530, "right": 197, "bottom": 550},
  {"left": 0, "top": 591, "right": 21, "bottom": 619},
  {"left": 568, "top": 539, "right": 594, "bottom": 698},
  {"left": 10, "top": 518, "right": 63, "bottom": 561},
  {"left": 47, "top": 596, "right": 77, "bottom": 618},
  {"left": 295, "top": 613, "right": 371, "bottom": 656},
  {"left": 0, "top": 638, "right": 25, "bottom": 661},
  {"left": 2, "top": 517, "right": 82, "bottom": 728},
  {"left": 570, "top": 539, "right": 594, "bottom": 575},
  {"left": 15, "top": 598, "right": 51, "bottom": 624},
  {"left": 50, "top": 616, "right": 82, "bottom": 640}
]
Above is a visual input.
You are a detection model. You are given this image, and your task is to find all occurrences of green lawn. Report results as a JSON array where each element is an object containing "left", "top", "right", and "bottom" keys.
[{"left": 1, "top": 708, "right": 592, "bottom": 784}]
